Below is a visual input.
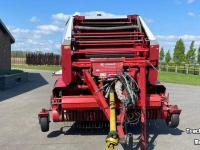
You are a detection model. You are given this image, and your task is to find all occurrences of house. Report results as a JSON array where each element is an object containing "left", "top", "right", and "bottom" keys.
[{"left": 0, "top": 19, "right": 15, "bottom": 70}]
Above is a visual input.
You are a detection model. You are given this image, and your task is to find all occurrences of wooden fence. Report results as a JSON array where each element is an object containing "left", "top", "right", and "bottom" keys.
[
  {"left": 11, "top": 58, "right": 26, "bottom": 65},
  {"left": 159, "top": 63, "right": 200, "bottom": 75}
]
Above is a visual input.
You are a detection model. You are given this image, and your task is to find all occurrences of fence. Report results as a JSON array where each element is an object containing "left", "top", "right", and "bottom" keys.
[
  {"left": 11, "top": 57, "right": 26, "bottom": 65},
  {"left": 159, "top": 63, "right": 200, "bottom": 75},
  {"left": 11, "top": 52, "right": 61, "bottom": 66}
]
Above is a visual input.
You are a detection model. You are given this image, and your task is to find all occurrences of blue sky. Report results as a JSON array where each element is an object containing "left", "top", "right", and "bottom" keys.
[{"left": 0, "top": 0, "right": 200, "bottom": 54}]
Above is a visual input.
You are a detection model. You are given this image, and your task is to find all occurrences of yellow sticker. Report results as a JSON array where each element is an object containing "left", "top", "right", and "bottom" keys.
[
  {"left": 64, "top": 46, "right": 70, "bottom": 49},
  {"left": 100, "top": 73, "right": 106, "bottom": 76}
]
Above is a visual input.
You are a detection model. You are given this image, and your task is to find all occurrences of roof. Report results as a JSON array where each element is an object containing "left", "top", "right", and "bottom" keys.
[{"left": 0, "top": 19, "right": 15, "bottom": 44}]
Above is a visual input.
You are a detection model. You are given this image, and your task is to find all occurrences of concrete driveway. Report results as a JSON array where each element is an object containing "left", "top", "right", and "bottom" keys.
[{"left": 0, "top": 69, "right": 199, "bottom": 150}]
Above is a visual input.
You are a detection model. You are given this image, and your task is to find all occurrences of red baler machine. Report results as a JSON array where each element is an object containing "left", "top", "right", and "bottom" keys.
[{"left": 38, "top": 14, "right": 181, "bottom": 150}]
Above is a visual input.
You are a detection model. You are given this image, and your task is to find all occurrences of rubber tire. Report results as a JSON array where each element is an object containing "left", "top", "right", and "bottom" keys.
[
  {"left": 40, "top": 117, "right": 49, "bottom": 132},
  {"left": 166, "top": 114, "right": 179, "bottom": 128}
]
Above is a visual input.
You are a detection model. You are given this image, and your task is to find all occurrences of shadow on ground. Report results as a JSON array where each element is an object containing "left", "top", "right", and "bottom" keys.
[
  {"left": 0, "top": 72, "right": 48, "bottom": 102},
  {"left": 122, "top": 119, "right": 184, "bottom": 150},
  {"left": 47, "top": 119, "right": 184, "bottom": 150}
]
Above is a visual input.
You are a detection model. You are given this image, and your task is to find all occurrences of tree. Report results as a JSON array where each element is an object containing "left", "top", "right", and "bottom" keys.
[
  {"left": 186, "top": 41, "right": 196, "bottom": 64},
  {"left": 173, "top": 38, "right": 185, "bottom": 73},
  {"left": 197, "top": 46, "right": 200, "bottom": 63},
  {"left": 159, "top": 47, "right": 165, "bottom": 62},
  {"left": 11, "top": 50, "right": 28, "bottom": 58},
  {"left": 35, "top": 50, "right": 43, "bottom": 55},
  {"left": 159, "top": 47, "right": 165, "bottom": 71},
  {"left": 165, "top": 50, "right": 171, "bottom": 72},
  {"left": 165, "top": 50, "right": 171, "bottom": 64}
]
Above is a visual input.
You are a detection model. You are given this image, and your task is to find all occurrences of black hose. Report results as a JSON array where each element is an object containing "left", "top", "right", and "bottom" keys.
[
  {"left": 116, "top": 73, "right": 138, "bottom": 107},
  {"left": 75, "top": 35, "right": 143, "bottom": 38},
  {"left": 84, "top": 53, "right": 134, "bottom": 59},
  {"left": 80, "top": 22, "right": 132, "bottom": 25}
]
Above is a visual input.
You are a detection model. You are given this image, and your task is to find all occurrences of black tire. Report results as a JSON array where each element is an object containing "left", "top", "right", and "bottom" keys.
[
  {"left": 40, "top": 117, "right": 49, "bottom": 132},
  {"left": 166, "top": 114, "right": 179, "bottom": 128}
]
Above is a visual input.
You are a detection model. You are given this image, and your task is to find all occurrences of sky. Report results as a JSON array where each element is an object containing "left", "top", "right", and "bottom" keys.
[{"left": 0, "top": 0, "right": 200, "bottom": 54}]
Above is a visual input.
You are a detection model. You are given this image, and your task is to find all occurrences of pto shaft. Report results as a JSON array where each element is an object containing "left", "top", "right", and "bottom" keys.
[
  {"left": 110, "top": 92, "right": 116, "bottom": 131},
  {"left": 105, "top": 91, "right": 119, "bottom": 150}
]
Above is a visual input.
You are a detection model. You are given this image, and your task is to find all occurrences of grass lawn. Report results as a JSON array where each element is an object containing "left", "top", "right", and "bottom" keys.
[
  {"left": 12, "top": 65, "right": 61, "bottom": 71},
  {"left": 158, "top": 71, "right": 200, "bottom": 86},
  {"left": 12, "top": 65, "right": 200, "bottom": 86}
]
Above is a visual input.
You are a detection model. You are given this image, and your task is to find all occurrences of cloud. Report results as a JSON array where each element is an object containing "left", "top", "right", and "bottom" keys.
[
  {"left": 52, "top": 13, "right": 69, "bottom": 21},
  {"left": 156, "top": 35, "right": 176, "bottom": 40},
  {"left": 179, "top": 35, "right": 200, "bottom": 40},
  {"left": 52, "top": 11, "right": 115, "bottom": 22},
  {"left": 188, "top": 12, "right": 195, "bottom": 17},
  {"left": 30, "top": 16, "right": 40, "bottom": 22},
  {"left": 8, "top": 26, "right": 29, "bottom": 33},
  {"left": 187, "top": 0, "right": 195, "bottom": 4},
  {"left": 8, "top": 26, "right": 59, "bottom": 52},
  {"left": 34, "top": 25, "right": 64, "bottom": 35},
  {"left": 37, "top": 25, "right": 63, "bottom": 32},
  {"left": 156, "top": 34, "right": 200, "bottom": 41},
  {"left": 52, "top": 20, "right": 65, "bottom": 26},
  {"left": 156, "top": 34, "right": 200, "bottom": 53},
  {"left": 144, "top": 18, "right": 153, "bottom": 23}
]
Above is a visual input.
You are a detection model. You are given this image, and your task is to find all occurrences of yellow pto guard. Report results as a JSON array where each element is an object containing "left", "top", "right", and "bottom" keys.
[{"left": 105, "top": 91, "right": 119, "bottom": 150}]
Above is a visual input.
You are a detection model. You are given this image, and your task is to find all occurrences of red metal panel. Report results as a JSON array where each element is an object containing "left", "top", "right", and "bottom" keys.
[
  {"left": 139, "top": 63, "right": 147, "bottom": 150},
  {"left": 117, "top": 125, "right": 125, "bottom": 142},
  {"left": 127, "top": 14, "right": 138, "bottom": 20},
  {"left": 91, "top": 58, "right": 124, "bottom": 77},
  {"left": 38, "top": 112, "right": 49, "bottom": 117},
  {"left": 83, "top": 70, "right": 110, "bottom": 120},
  {"left": 76, "top": 40, "right": 141, "bottom": 43},
  {"left": 137, "top": 94, "right": 161, "bottom": 107},
  {"left": 78, "top": 43, "right": 137, "bottom": 46},
  {"left": 74, "top": 48, "right": 148, "bottom": 54},
  {"left": 90, "top": 58, "right": 125, "bottom": 63},
  {"left": 149, "top": 44, "right": 159, "bottom": 60},
  {"left": 71, "top": 60, "right": 157, "bottom": 68},
  {"left": 61, "top": 45, "right": 72, "bottom": 86},
  {"left": 74, "top": 15, "right": 85, "bottom": 21},
  {"left": 148, "top": 44, "right": 159, "bottom": 85},
  {"left": 52, "top": 105, "right": 62, "bottom": 122},
  {"left": 54, "top": 76, "right": 66, "bottom": 88},
  {"left": 75, "top": 32, "right": 143, "bottom": 35},
  {"left": 61, "top": 96, "right": 99, "bottom": 109},
  {"left": 148, "top": 68, "right": 158, "bottom": 84}
]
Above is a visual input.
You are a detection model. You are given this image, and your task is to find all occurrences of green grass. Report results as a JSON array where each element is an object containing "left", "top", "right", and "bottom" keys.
[
  {"left": 12, "top": 65, "right": 200, "bottom": 86},
  {"left": 158, "top": 71, "right": 200, "bottom": 86},
  {"left": 0, "top": 69, "right": 24, "bottom": 76},
  {"left": 12, "top": 65, "right": 61, "bottom": 71}
]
